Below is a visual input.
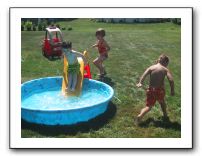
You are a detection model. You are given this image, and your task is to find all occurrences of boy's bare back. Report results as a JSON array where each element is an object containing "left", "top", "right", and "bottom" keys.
[
  {"left": 136, "top": 54, "right": 174, "bottom": 96},
  {"left": 149, "top": 63, "right": 168, "bottom": 88}
]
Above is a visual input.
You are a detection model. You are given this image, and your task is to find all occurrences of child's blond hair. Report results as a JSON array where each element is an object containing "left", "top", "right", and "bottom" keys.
[
  {"left": 156, "top": 54, "right": 169, "bottom": 65},
  {"left": 95, "top": 28, "right": 105, "bottom": 37}
]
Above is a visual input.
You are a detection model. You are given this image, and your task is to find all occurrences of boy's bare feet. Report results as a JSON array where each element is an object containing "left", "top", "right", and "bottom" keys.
[
  {"left": 65, "top": 88, "right": 72, "bottom": 93},
  {"left": 71, "top": 88, "right": 75, "bottom": 92},
  {"left": 97, "top": 70, "right": 107, "bottom": 77},
  {"left": 97, "top": 73, "right": 104, "bottom": 77}
]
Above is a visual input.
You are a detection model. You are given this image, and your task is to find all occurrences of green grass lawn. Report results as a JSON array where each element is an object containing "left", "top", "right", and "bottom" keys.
[{"left": 21, "top": 19, "right": 181, "bottom": 138}]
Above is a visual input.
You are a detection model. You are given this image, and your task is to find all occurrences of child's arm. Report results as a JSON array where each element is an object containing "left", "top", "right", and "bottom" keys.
[
  {"left": 73, "top": 51, "right": 88, "bottom": 65},
  {"left": 92, "top": 44, "right": 98, "bottom": 48},
  {"left": 166, "top": 69, "right": 175, "bottom": 96},
  {"left": 92, "top": 40, "right": 98, "bottom": 48},
  {"left": 136, "top": 67, "right": 151, "bottom": 88}
]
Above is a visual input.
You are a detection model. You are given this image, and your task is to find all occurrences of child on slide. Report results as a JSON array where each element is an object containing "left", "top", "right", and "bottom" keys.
[
  {"left": 135, "top": 54, "right": 175, "bottom": 125},
  {"left": 92, "top": 28, "right": 110, "bottom": 77},
  {"left": 62, "top": 41, "right": 87, "bottom": 92}
]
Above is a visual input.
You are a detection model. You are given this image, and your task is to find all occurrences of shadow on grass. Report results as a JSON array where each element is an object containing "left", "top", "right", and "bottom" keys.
[
  {"left": 139, "top": 117, "right": 181, "bottom": 131},
  {"left": 21, "top": 102, "right": 117, "bottom": 137},
  {"left": 96, "top": 76, "right": 115, "bottom": 87},
  {"left": 45, "top": 56, "right": 61, "bottom": 61}
]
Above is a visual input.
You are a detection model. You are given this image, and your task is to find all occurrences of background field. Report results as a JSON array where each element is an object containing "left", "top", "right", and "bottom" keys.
[{"left": 21, "top": 19, "right": 181, "bottom": 138}]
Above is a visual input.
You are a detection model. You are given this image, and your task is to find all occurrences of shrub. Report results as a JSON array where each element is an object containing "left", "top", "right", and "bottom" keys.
[
  {"left": 176, "top": 19, "right": 181, "bottom": 25},
  {"left": 171, "top": 18, "right": 181, "bottom": 25},
  {"left": 56, "top": 24, "right": 60, "bottom": 29},
  {"left": 119, "top": 19, "right": 125, "bottom": 23},
  {"left": 32, "top": 24, "right": 36, "bottom": 31},
  {"left": 38, "top": 23, "right": 43, "bottom": 31},
  {"left": 42, "top": 25, "right": 46, "bottom": 31},
  {"left": 133, "top": 19, "right": 138, "bottom": 23},
  {"left": 25, "top": 21, "right": 32, "bottom": 31},
  {"left": 41, "top": 19, "right": 48, "bottom": 30},
  {"left": 68, "top": 27, "right": 72, "bottom": 31}
]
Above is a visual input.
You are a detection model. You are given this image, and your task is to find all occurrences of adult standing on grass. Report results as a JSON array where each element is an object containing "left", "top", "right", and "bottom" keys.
[
  {"left": 135, "top": 54, "right": 175, "bottom": 125},
  {"left": 92, "top": 28, "right": 110, "bottom": 77}
]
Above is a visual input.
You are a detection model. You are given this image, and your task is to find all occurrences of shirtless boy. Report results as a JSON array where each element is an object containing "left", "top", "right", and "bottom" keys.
[{"left": 136, "top": 54, "right": 174, "bottom": 124}]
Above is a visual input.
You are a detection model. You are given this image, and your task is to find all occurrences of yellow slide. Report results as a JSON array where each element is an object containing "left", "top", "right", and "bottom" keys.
[{"left": 62, "top": 56, "right": 84, "bottom": 96}]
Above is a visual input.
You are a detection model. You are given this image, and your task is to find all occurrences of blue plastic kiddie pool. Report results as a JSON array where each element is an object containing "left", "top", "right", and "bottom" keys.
[{"left": 21, "top": 77, "right": 114, "bottom": 125}]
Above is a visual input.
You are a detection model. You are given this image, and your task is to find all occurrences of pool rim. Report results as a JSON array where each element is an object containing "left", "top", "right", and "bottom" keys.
[{"left": 21, "top": 76, "right": 114, "bottom": 112}]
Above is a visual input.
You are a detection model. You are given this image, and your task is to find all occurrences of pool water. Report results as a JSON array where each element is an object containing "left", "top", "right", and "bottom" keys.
[
  {"left": 22, "top": 87, "right": 109, "bottom": 111},
  {"left": 21, "top": 77, "right": 114, "bottom": 125}
]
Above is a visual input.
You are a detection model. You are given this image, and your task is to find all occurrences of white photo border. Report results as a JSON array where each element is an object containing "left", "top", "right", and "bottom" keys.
[{"left": 9, "top": 7, "right": 193, "bottom": 149}]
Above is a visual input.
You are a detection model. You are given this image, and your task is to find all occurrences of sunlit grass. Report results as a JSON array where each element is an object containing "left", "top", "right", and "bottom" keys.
[{"left": 21, "top": 19, "right": 181, "bottom": 138}]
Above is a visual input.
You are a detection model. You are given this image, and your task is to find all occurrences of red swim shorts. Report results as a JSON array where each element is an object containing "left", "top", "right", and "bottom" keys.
[{"left": 146, "top": 87, "right": 165, "bottom": 107}]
